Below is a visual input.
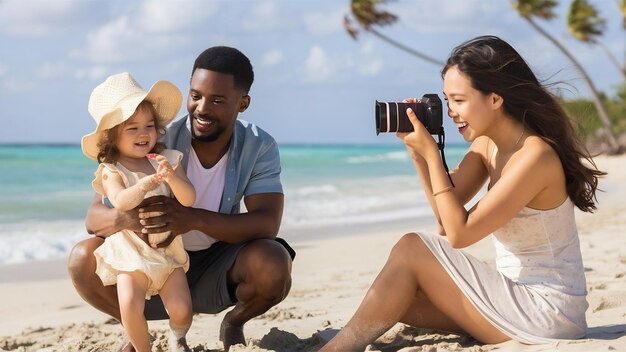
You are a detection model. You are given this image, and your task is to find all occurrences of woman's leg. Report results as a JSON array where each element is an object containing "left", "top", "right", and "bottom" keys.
[
  {"left": 159, "top": 267, "right": 192, "bottom": 352},
  {"left": 320, "top": 233, "right": 509, "bottom": 351},
  {"left": 117, "top": 271, "right": 151, "bottom": 352}
]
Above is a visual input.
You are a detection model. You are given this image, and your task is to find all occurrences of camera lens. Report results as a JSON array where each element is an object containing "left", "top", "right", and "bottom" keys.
[{"left": 375, "top": 101, "right": 417, "bottom": 134}]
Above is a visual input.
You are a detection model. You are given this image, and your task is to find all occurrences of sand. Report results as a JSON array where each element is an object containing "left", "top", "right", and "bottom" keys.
[{"left": 1, "top": 154, "right": 625, "bottom": 351}]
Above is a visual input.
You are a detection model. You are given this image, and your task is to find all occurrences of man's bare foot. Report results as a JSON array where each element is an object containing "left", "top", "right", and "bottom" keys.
[
  {"left": 219, "top": 320, "right": 245, "bottom": 351},
  {"left": 168, "top": 332, "right": 191, "bottom": 352}
]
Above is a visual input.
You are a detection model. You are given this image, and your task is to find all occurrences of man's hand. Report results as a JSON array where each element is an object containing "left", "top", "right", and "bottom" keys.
[
  {"left": 117, "top": 206, "right": 144, "bottom": 233},
  {"left": 137, "top": 195, "right": 194, "bottom": 238}
]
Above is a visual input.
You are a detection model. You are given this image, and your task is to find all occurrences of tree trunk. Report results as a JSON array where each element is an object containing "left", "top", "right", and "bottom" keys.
[
  {"left": 596, "top": 41, "right": 626, "bottom": 82},
  {"left": 369, "top": 28, "right": 445, "bottom": 67},
  {"left": 526, "top": 17, "right": 621, "bottom": 153}
]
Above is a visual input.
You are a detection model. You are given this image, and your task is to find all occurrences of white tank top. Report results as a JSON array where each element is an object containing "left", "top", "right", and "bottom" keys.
[{"left": 181, "top": 147, "right": 228, "bottom": 251}]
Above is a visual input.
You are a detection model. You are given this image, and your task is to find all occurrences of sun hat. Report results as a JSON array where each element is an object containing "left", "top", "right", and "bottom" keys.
[{"left": 81, "top": 72, "right": 183, "bottom": 160}]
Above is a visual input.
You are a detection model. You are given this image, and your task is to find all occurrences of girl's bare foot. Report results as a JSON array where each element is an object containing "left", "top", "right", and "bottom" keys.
[{"left": 168, "top": 331, "right": 191, "bottom": 352}]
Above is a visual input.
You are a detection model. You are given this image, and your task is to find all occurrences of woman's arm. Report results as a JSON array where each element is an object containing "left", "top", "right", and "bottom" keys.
[
  {"left": 407, "top": 135, "right": 489, "bottom": 235},
  {"left": 400, "top": 107, "right": 562, "bottom": 248},
  {"left": 425, "top": 141, "right": 558, "bottom": 247}
]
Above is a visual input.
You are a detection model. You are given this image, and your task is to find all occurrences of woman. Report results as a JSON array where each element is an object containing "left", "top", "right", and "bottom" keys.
[{"left": 321, "top": 35, "right": 603, "bottom": 351}]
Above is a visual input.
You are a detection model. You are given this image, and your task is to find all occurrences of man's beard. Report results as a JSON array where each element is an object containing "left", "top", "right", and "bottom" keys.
[
  {"left": 191, "top": 124, "right": 223, "bottom": 143},
  {"left": 191, "top": 116, "right": 224, "bottom": 143}
]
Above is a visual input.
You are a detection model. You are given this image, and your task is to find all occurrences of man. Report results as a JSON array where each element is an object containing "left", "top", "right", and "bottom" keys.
[{"left": 68, "top": 46, "right": 295, "bottom": 351}]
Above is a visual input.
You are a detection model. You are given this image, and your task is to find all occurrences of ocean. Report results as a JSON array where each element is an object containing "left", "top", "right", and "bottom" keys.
[{"left": 0, "top": 143, "right": 468, "bottom": 266}]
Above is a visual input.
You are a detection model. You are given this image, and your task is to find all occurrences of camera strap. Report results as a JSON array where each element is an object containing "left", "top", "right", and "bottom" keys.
[{"left": 437, "top": 127, "right": 455, "bottom": 187}]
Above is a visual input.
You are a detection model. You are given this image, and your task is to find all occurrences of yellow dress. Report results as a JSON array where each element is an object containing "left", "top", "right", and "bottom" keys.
[{"left": 92, "top": 149, "right": 189, "bottom": 299}]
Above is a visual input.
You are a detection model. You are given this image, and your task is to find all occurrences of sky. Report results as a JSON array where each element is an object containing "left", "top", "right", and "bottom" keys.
[{"left": 0, "top": 0, "right": 624, "bottom": 145}]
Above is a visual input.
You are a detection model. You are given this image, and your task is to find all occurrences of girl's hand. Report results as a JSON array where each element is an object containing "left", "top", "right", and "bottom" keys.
[
  {"left": 396, "top": 98, "right": 439, "bottom": 160},
  {"left": 150, "top": 154, "right": 175, "bottom": 183}
]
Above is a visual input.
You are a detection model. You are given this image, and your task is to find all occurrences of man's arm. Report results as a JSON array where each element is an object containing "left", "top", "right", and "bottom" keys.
[
  {"left": 138, "top": 192, "right": 284, "bottom": 245},
  {"left": 85, "top": 193, "right": 145, "bottom": 239}
]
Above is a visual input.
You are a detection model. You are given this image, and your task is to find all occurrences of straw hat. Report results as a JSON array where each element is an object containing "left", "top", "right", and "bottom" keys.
[{"left": 81, "top": 72, "right": 182, "bottom": 160}]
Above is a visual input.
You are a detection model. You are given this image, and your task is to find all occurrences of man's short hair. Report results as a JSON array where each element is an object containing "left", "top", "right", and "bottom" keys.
[{"left": 192, "top": 46, "right": 254, "bottom": 93}]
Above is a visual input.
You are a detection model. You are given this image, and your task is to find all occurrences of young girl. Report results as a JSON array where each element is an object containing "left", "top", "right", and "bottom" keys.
[
  {"left": 81, "top": 72, "right": 196, "bottom": 352},
  {"left": 322, "top": 36, "right": 604, "bottom": 350}
]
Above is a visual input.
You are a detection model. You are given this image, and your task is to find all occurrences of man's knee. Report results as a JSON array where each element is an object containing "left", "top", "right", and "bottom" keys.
[
  {"left": 241, "top": 239, "right": 292, "bottom": 298},
  {"left": 67, "top": 237, "right": 102, "bottom": 285}
]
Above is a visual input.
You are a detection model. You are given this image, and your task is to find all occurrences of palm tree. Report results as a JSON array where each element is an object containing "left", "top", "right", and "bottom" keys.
[
  {"left": 344, "top": 0, "right": 445, "bottom": 66},
  {"left": 511, "top": 0, "right": 621, "bottom": 153},
  {"left": 567, "top": 0, "right": 626, "bottom": 81},
  {"left": 617, "top": 0, "right": 626, "bottom": 72}
]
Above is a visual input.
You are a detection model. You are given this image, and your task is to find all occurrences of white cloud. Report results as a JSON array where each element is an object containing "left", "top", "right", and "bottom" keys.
[
  {"left": 261, "top": 49, "right": 284, "bottom": 67},
  {"left": 0, "top": 0, "right": 89, "bottom": 37},
  {"left": 360, "top": 41, "right": 376, "bottom": 55},
  {"left": 69, "top": 0, "right": 217, "bottom": 65},
  {"left": 35, "top": 61, "right": 71, "bottom": 80},
  {"left": 0, "top": 62, "right": 8, "bottom": 77},
  {"left": 240, "top": 1, "right": 284, "bottom": 32},
  {"left": 302, "top": 43, "right": 383, "bottom": 82},
  {"left": 304, "top": 46, "right": 333, "bottom": 83},
  {"left": 71, "top": 16, "right": 187, "bottom": 64},
  {"left": 391, "top": 0, "right": 513, "bottom": 33},
  {"left": 358, "top": 60, "right": 383, "bottom": 76},
  {"left": 1, "top": 75, "right": 34, "bottom": 93},
  {"left": 135, "top": 0, "right": 217, "bottom": 34},
  {"left": 74, "top": 66, "right": 109, "bottom": 81},
  {"left": 303, "top": 7, "right": 347, "bottom": 35}
]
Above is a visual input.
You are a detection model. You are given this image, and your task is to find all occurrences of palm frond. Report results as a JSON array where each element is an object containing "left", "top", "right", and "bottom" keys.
[
  {"left": 511, "top": 0, "right": 558, "bottom": 20},
  {"left": 567, "top": 0, "right": 605, "bottom": 42},
  {"left": 350, "top": 0, "right": 398, "bottom": 30}
]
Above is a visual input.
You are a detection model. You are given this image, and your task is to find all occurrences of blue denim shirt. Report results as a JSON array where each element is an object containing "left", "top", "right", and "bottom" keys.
[{"left": 163, "top": 115, "right": 283, "bottom": 215}]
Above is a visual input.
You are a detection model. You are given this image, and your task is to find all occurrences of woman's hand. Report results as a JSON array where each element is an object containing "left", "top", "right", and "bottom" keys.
[{"left": 396, "top": 98, "right": 439, "bottom": 160}]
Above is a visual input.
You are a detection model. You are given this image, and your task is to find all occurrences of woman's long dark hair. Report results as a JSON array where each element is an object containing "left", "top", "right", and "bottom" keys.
[
  {"left": 97, "top": 101, "right": 166, "bottom": 164},
  {"left": 442, "top": 35, "right": 604, "bottom": 212}
]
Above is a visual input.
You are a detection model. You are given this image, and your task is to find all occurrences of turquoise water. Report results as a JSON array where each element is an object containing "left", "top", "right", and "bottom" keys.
[{"left": 0, "top": 143, "right": 468, "bottom": 264}]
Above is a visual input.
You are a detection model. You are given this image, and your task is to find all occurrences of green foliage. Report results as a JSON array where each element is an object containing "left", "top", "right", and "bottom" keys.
[
  {"left": 512, "top": 0, "right": 558, "bottom": 19},
  {"left": 567, "top": 0, "right": 605, "bottom": 42},
  {"left": 562, "top": 98, "right": 601, "bottom": 137},
  {"left": 562, "top": 84, "right": 626, "bottom": 138},
  {"left": 350, "top": 0, "right": 397, "bottom": 29}
]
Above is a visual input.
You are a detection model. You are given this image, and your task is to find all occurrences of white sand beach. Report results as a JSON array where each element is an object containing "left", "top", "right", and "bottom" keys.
[{"left": 1, "top": 154, "right": 625, "bottom": 351}]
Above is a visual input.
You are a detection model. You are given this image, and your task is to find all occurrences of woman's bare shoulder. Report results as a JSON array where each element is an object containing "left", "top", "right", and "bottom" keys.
[
  {"left": 522, "top": 136, "right": 559, "bottom": 161},
  {"left": 467, "top": 136, "right": 492, "bottom": 156},
  {"left": 516, "top": 136, "right": 564, "bottom": 178}
]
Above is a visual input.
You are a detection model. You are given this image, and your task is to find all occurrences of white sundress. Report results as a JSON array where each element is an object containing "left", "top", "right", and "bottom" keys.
[
  {"left": 92, "top": 149, "right": 190, "bottom": 299},
  {"left": 417, "top": 197, "right": 588, "bottom": 343}
]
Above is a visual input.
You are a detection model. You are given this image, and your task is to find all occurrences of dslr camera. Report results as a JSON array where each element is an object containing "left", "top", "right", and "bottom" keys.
[
  {"left": 375, "top": 94, "right": 443, "bottom": 135},
  {"left": 374, "top": 93, "right": 454, "bottom": 185}
]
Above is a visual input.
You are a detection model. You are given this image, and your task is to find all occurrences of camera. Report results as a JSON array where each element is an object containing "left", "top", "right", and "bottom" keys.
[
  {"left": 374, "top": 93, "right": 453, "bottom": 185},
  {"left": 375, "top": 94, "right": 443, "bottom": 135}
]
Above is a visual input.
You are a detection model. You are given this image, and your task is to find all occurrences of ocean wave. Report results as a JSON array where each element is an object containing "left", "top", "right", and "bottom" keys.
[
  {"left": 0, "top": 220, "right": 89, "bottom": 265},
  {"left": 346, "top": 151, "right": 408, "bottom": 164}
]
